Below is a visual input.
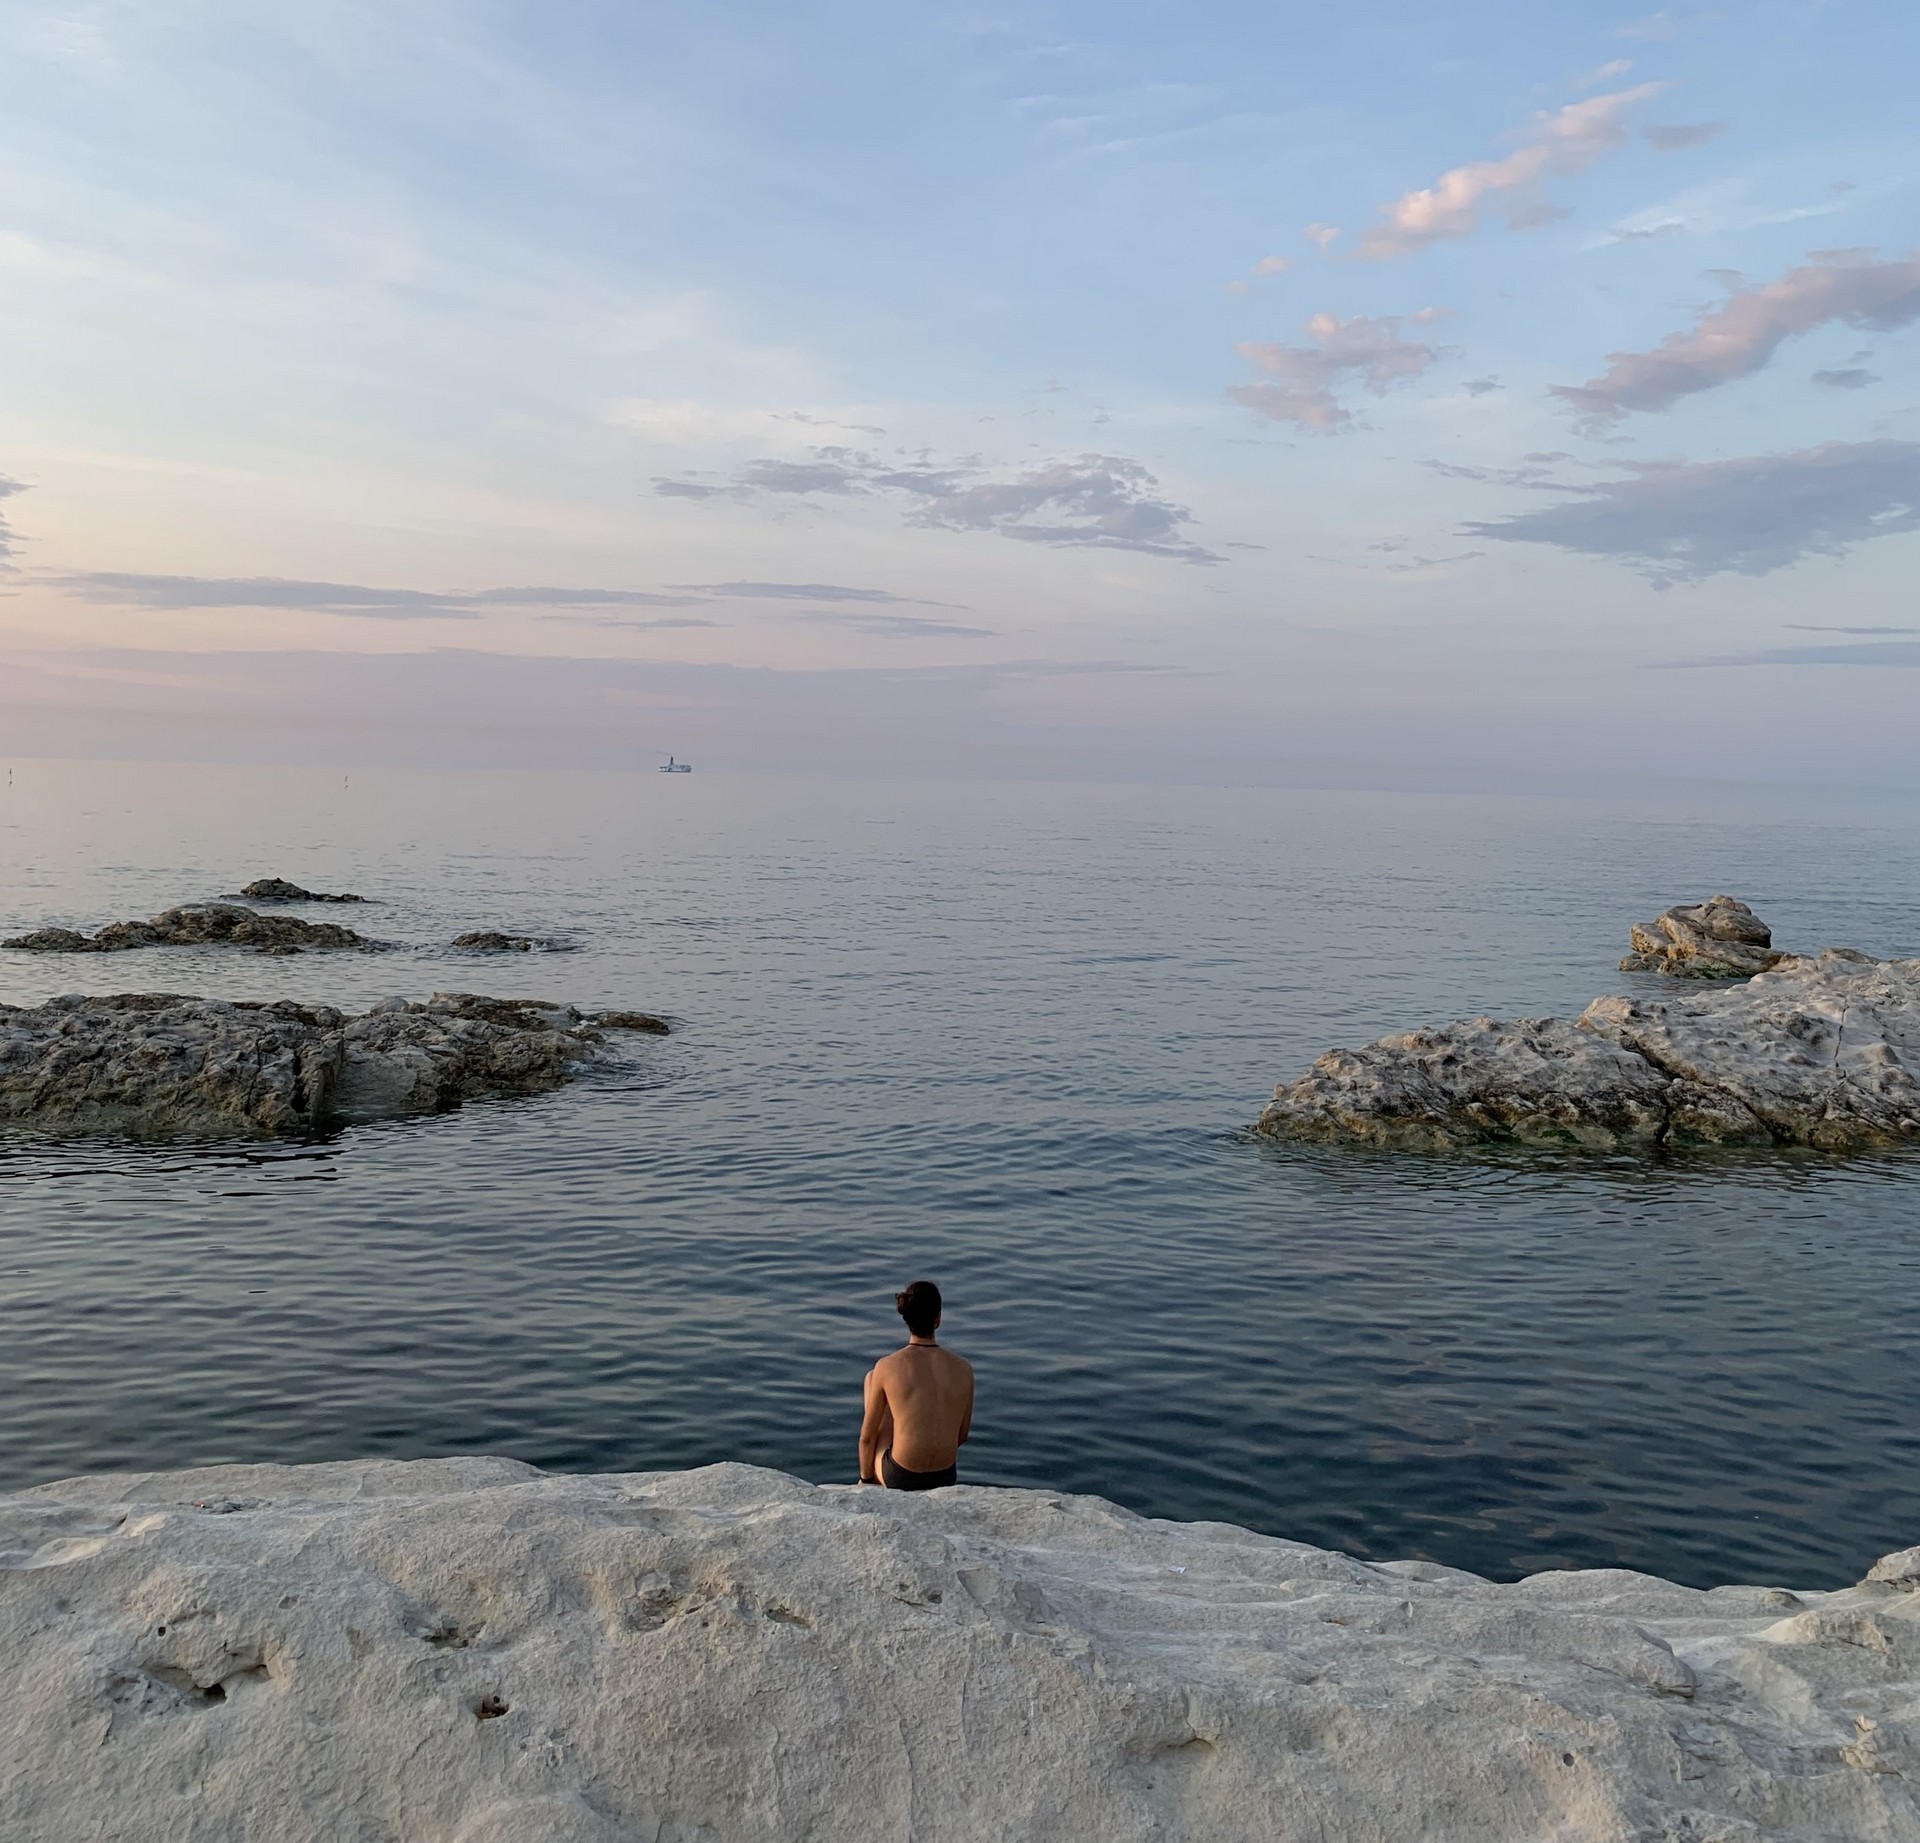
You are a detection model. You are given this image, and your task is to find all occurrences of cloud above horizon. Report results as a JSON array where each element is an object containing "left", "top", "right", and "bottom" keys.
[
  {"left": 656, "top": 450, "right": 1221, "bottom": 563},
  {"left": 1671, "top": 640, "right": 1920, "bottom": 668},
  {"left": 792, "top": 610, "right": 995, "bottom": 638},
  {"left": 1356, "top": 85, "right": 1663, "bottom": 260},
  {"left": 1642, "top": 122, "right": 1725, "bottom": 150},
  {"left": 1463, "top": 439, "right": 1920, "bottom": 586},
  {"left": 1553, "top": 248, "right": 1920, "bottom": 425},
  {"left": 50, "top": 574, "right": 721, "bottom": 620},
  {"left": 1228, "top": 311, "right": 1450, "bottom": 430},
  {"left": 46, "top": 575, "right": 948, "bottom": 624},
  {"left": 0, "top": 476, "right": 26, "bottom": 559},
  {"left": 676, "top": 581, "right": 933, "bottom": 605}
]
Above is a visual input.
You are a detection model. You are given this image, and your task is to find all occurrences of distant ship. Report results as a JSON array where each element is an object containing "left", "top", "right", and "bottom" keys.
[{"left": 659, "top": 756, "right": 693, "bottom": 774}]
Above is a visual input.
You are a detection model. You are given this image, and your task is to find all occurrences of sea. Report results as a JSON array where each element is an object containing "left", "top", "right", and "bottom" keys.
[{"left": 2, "top": 759, "right": 1917, "bottom": 1590}]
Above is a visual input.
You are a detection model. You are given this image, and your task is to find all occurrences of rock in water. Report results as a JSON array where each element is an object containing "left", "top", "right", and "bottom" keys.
[
  {"left": 1258, "top": 950, "right": 1920, "bottom": 1150},
  {"left": 1621, "top": 894, "right": 1783, "bottom": 977},
  {"left": 451, "top": 931, "right": 544, "bottom": 952},
  {"left": 0, "top": 1458, "right": 1913, "bottom": 1842},
  {"left": 0, "top": 992, "right": 667, "bottom": 1138},
  {"left": 3, "top": 904, "right": 369, "bottom": 955},
  {"left": 239, "top": 878, "right": 366, "bottom": 903},
  {"left": 593, "top": 1009, "right": 671, "bottom": 1034}
]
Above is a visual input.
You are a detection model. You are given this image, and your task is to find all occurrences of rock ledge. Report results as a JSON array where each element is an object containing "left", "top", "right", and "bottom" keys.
[
  {"left": 239, "top": 878, "right": 366, "bottom": 904},
  {"left": 4, "top": 903, "right": 371, "bottom": 956},
  {"left": 1259, "top": 949, "right": 1920, "bottom": 1150},
  {"left": 1, "top": 1458, "right": 1913, "bottom": 1842},
  {"left": 0, "top": 992, "right": 669, "bottom": 1138}
]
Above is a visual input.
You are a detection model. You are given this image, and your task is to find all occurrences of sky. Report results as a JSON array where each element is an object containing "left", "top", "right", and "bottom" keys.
[{"left": 1, "top": 0, "right": 1916, "bottom": 786}]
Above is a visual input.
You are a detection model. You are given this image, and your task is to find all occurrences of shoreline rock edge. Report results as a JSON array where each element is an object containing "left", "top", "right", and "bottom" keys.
[{"left": 1, "top": 1458, "right": 1913, "bottom": 1842}]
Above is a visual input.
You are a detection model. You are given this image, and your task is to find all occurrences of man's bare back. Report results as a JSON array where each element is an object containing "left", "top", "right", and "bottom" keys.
[{"left": 859, "top": 1281, "right": 973, "bottom": 1489}]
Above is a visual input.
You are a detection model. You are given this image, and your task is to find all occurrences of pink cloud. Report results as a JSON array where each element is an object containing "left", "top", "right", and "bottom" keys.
[{"left": 1357, "top": 86, "right": 1663, "bottom": 260}]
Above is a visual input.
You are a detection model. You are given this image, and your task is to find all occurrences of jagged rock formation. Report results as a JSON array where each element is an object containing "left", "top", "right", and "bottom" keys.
[
  {"left": 1622, "top": 894, "right": 1785, "bottom": 978},
  {"left": 239, "top": 878, "right": 366, "bottom": 904},
  {"left": 3, "top": 903, "right": 370, "bottom": 956},
  {"left": 452, "top": 931, "right": 548, "bottom": 952},
  {"left": 0, "top": 993, "right": 668, "bottom": 1138},
  {"left": 0, "top": 1457, "right": 1913, "bottom": 1843},
  {"left": 1258, "top": 950, "right": 1920, "bottom": 1151}
]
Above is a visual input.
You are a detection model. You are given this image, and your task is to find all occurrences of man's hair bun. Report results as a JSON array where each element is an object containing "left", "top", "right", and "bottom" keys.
[{"left": 895, "top": 1279, "right": 941, "bottom": 1337}]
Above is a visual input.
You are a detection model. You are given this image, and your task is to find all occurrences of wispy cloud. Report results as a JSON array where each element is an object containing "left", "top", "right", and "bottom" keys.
[
  {"left": 50, "top": 574, "right": 713, "bottom": 619},
  {"left": 656, "top": 448, "right": 1222, "bottom": 563},
  {"left": 1228, "top": 311, "right": 1450, "bottom": 431},
  {"left": 1552, "top": 248, "right": 1920, "bottom": 425},
  {"left": 1812, "top": 366, "right": 1879, "bottom": 389},
  {"left": 1670, "top": 641, "right": 1920, "bottom": 667},
  {"left": 1356, "top": 86, "right": 1663, "bottom": 260},
  {"left": 1575, "top": 59, "right": 1634, "bottom": 91},
  {"left": 1592, "top": 175, "right": 1884, "bottom": 248},
  {"left": 540, "top": 615, "right": 719, "bottom": 632},
  {"left": 679, "top": 581, "right": 929, "bottom": 604},
  {"left": 1617, "top": 11, "right": 1678, "bottom": 42},
  {"left": 792, "top": 611, "right": 995, "bottom": 638},
  {"left": 0, "top": 476, "right": 27, "bottom": 559},
  {"left": 1643, "top": 121, "right": 1725, "bottom": 150},
  {"left": 1464, "top": 439, "right": 1920, "bottom": 587},
  {"left": 49, "top": 573, "right": 960, "bottom": 624},
  {"left": 1786, "top": 623, "right": 1920, "bottom": 634}
]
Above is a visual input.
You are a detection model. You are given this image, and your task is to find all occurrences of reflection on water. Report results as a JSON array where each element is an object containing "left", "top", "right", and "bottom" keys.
[{"left": 2, "top": 761, "right": 1918, "bottom": 1586}]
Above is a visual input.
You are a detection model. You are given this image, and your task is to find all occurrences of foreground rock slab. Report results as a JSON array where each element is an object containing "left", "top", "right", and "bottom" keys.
[
  {"left": 0, "top": 1459, "right": 1913, "bottom": 1843},
  {"left": 1622, "top": 894, "right": 1785, "bottom": 978},
  {"left": 1259, "top": 950, "right": 1920, "bottom": 1150},
  {"left": 4, "top": 903, "right": 370, "bottom": 955},
  {"left": 238, "top": 877, "right": 366, "bottom": 904},
  {"left": 0, "top": 992, "right": 669, "bottom": 1138}
]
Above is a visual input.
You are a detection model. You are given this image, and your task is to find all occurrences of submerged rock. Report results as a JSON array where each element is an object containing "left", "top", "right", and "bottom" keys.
[
  {"left": 1621, "top": 894, "right": 1784, "bottom": 978},
  {"left": 1258, "top": 950, "right": 1920, "bottom": 1151},
  {"left": 451, "top": 931, "right": 546, "bottom": 952},
  {"left": 3, "top": 904, "right": 370, "bottom": 956},
  {"left": 0, "top": 992, "right": 667, "bottom": 1138},
  {"left": 239, "top": 878, "right": 366, "bottom": 904},
  {"left": 593, "top": 1008, "right": 671, "bottom": 1034},
  {"left": 1, "top": 1457, "right": 1914, "bottom": 1842}
]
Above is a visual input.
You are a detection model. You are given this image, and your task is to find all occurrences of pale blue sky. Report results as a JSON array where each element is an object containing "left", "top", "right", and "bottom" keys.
[{"left": 2, "top": 1, "right": 1916, "bottom": 782}]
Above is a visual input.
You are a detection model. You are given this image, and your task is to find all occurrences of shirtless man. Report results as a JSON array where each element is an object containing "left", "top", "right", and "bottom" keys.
[{"left": 859, "top": 1280, "right": 973, "bottom": 1490}]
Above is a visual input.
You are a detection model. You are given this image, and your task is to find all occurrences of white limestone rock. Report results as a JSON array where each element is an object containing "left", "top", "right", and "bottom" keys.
[
  {"left": 0, "top": 1458, "right": 1914, "bottom": 1842},
  {"left": 1621, "top": 894, "right": 1785, "bottom": 978},
  {"left": 0, "top": 992, "right": 668, "bottom": 1139},
  {"left": 1259, "top": 950, "right": 1920, "bottom": 1150}
]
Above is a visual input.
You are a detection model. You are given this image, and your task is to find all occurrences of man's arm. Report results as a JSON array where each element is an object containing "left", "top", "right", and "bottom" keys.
[
  {"left": 957, "top": 1361, "right": 974, "bottom": 1446},
  {"left": 858, "top": 1366, "right": 892, "bottom": 1484}
]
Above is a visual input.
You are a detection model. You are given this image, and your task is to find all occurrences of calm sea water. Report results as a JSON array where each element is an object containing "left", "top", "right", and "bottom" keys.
[{"left": 2, "top": 760, "right": 1918, "bottom": 1589}]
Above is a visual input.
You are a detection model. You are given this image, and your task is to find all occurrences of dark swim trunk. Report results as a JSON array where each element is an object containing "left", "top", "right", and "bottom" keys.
[{"left": 881, "top": 1453, "right": 958, "bottom": 1491}]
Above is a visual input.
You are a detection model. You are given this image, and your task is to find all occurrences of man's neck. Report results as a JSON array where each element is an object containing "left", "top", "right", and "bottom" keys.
[{"left": 906, "top": 1335, "right": 938, "bottom": 1349}]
